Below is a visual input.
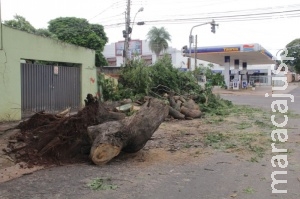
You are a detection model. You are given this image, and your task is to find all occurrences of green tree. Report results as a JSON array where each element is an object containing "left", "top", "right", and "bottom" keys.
[
  {"left": 146, "top": 27, "right": 171, "bottom": 59},
  {"left": 283, "top": 38, "right": 300, "bottom": 73},
  {"left": 48, "top": 17, "right": 108, "bottom": 66},
  {"left": 4, "top": 15, "right": 36, "bottom": 33},
  {"left": 35, "top": 28, "right": 57, "bottom": 39}
]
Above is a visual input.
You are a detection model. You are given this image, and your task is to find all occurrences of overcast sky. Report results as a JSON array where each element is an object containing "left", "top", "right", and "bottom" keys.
[{"left": 1, "top": 0, "right": 300, "bottom": 58}]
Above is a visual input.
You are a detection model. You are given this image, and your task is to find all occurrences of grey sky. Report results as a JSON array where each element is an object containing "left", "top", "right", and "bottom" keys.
[{"left": 2, "top": 0, "right": 300, "bottom": 58}]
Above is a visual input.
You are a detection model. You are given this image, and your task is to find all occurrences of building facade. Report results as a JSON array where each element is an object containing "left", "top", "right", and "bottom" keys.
[
  {"left": 102, "top": 40, "right": 274, "bottom": 86},
  {"left": 0, "top": 25, "right": 98, "bottom": 121}
]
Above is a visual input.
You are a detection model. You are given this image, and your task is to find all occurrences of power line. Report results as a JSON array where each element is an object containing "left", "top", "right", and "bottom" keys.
[
  {"left": 88, "top": 1, "right": 127, "bottom": 21},
  {"left": 141, "top": 9, "right": 300, "bottom": 23},
  {"left": 103, "top": 9, "right": 300, "bottom": 28},
  {"left": 152, "top": 4, "right": 300, "bottom": 19}
]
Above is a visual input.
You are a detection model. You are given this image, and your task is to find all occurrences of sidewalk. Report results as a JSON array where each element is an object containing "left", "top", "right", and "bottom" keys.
[{"left": 213, "top": 82, "right": 299, "bottom": 96}]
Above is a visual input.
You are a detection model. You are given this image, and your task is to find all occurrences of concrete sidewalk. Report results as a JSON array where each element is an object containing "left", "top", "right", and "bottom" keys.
[{"left": 213, "top": 82, "right": 299, "bottom": 96}]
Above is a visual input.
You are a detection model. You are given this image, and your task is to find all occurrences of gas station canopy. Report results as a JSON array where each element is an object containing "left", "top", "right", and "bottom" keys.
[{"left": 184, "top": 43, "right": 276, "bottom": 65}]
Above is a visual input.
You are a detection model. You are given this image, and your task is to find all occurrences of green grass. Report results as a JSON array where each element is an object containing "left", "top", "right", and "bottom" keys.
[
  {"left": 250, "top": 156, "right": 259, "bottom": 163},
  {"left": 204, "top": 133, "right": 226, "bottom": 145},
  {"left": 249, "top": 145, "right": 265, "bottom": 158},
  {"left": 184, "top": 143, "right": 192, "bottom": 148},
  {"left": 239, "top": 134, "right": 255, "bottom": 145},
  {"left": 198, "top": 105, "right": 278, "bottom": 161},
  {"left": 236, "top": 122, "right": 252, "bottom": 130},
  {"left": 224, "top": 142, "right": 237, "bottom": 149},
  {"left": 286, "top": 110, "right": 300, "bottom": 118},
  {"left": 254, "top": 120, "right": 266, "bottom": 127}
]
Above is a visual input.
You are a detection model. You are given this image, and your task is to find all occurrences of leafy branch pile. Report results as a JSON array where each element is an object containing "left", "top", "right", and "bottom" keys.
[{"left": 99, "top": 55, "right": 232, "bottom": 113}]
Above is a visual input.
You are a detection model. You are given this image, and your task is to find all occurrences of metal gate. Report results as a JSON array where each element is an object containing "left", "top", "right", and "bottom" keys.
[{"left": 21, "top": 63, "right": 81, "bottom": 118}]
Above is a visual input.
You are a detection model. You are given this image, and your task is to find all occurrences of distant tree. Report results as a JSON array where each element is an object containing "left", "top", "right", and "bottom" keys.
[
  {"left": 48, "top": 17, "right": 108, "bottom": 66},
  {"left": 35, "top": 28, "right": 57, "bottom": 39},
  {"left": 283, "top": 38, "right": 300, "bottom": 73},
  {"left": 4, "top": 15, "right": 36, "bottom": 33},
  {"left": 146, "top": 27, "right": 171, "bottom": 59}
]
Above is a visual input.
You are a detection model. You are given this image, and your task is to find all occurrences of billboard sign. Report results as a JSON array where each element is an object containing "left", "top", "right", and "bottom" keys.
[
  {"left": 243, "top": 44, "right": 255, "bottom": 52},
  {"left": 115, "top": 40, "right": 142, "bottom": 56},
  {"left": 223, "top": 47, "right": 240, "bottom": 52}
]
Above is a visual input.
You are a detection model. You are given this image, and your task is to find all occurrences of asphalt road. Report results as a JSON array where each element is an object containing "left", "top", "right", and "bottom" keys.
[
  {"left": 221, "top": 86, "right": 300, "bottom": 114},
  {"left": 0, "top": 87, "right": 299, "bottom": 199}
]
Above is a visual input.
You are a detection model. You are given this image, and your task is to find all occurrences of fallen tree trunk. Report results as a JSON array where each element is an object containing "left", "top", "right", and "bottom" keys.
[
  {"left": 87, "top": 98, "right": 169, "bottom": 165},
  {"left": 8, "top": 94, "right": 127, "bottom": 166}
]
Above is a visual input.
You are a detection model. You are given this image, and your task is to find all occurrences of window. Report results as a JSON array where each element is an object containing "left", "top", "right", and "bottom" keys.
[{"left": 107, "top": 57, "right": 116, "bottom": 66}]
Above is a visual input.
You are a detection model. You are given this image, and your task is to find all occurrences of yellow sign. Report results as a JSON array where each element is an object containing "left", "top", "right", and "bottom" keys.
[{"left": 224, "top": 47, "right": 240, "bottom": 52}]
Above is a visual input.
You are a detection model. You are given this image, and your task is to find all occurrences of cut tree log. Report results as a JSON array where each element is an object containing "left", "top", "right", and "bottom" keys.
[
  {"left": 168, "top": 95, "right": 177, "bottom": 109},
  {"left": 173, "top": 96, "right": 181, "bottom": 101},
  {"left": 175, "top": 100, "right": 182, "bottom": 110},
  {"left": 87, "top": 98, "right": 169, "bottom": 165},
  {"left": 55, "top": 107, "right": 71, "bottom": 117},
  {"left": 168, "top": 106, "right": 185, "bottom": 119},
  {"left": 115, "top": 103, "right": 133, "bottom": 113},
  {"left": 180, "top": 106, "right": 202, "bottom": 118},
  {"left": 179, "top": 96, "right": 187, "bottom": 103},
  {"left": 182, "top": 99, "right": 200, "bottom": 110},
  {"left": 103, "top": 101, "right": 122, "bottom": 111}
]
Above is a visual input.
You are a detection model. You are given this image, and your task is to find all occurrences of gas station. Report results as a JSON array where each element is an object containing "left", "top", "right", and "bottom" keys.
[{"left": 184, "top": 43, "right": 276, "bottom": 90}]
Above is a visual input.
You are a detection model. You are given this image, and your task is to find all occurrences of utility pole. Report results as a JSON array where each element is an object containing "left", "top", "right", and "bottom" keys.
[
  {"left": 0, "top": 0, "right": 3, "bottom": 50},
  {"left": 194, "top": 35, "right": 197, "bottom": 69},
  {"left": 124, "top": 0, "right": 131, "bottom": 65}
]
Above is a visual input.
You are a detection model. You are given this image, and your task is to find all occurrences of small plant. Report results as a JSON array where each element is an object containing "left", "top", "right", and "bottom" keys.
[
  {"left": 249, "top": 145, "right": 265, "bottom": 158},
  {"left": 225, "top": 143, "right": 237, "bottom": 149},
  {"left": 243, "top": 187, "right": 255, "bottom": 194},
  {"left": 184, "top": 143, "right": 192, "bottom": 148},
  {"left": 87, "top": 178, "right": 117, "bottom": 191},
  {"left": 250, "top": 156, "right": 258, "bottom": 163},
  {"left": 254, "top": 120, "right": 265, "bottom": 127}
]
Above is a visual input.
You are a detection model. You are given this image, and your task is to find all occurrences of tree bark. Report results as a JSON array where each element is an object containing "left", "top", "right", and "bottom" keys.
[
  {"left": 182, "top": 99, "right": 200, "bottom": 110},
  {"left": 180, "top": 106, "right": 202, "bottom": 118},
  {"left": 87, "top": 98, "right": 169, "bottom": 165},
  {"left": 168, "top": 106, "right": 185, "bottom": 119}
]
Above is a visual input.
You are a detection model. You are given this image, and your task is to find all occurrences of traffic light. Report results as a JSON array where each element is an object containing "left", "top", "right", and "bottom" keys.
[
  {"left": 210, "top": 19, "right": 217, "bottom": 34},
  {"left": 182, "top": 45, "right": 188, "bottom": 55},
  {"left": 128, "top": 27, "right": 132, "bottom": 34},
  {"left": 211, "top": 24, "right": 215, "bottom": 33},
  {"left": 122, "top": 30, "right": 127, "bottom": 38}
]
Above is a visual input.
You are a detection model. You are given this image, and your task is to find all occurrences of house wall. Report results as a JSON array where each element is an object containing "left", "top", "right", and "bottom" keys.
[{"left": 0, "top": 25, "right": 97, "bottom": 121}]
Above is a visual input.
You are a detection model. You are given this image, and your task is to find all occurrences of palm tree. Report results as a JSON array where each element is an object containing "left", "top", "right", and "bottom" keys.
[{"left": 146, "top": 27, "right": 171, "bottom": 59}]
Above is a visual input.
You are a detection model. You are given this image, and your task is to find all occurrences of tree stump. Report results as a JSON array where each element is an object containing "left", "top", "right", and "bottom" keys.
[{"left": 88, "top": 98, "right": 169, "bottom": 165}]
